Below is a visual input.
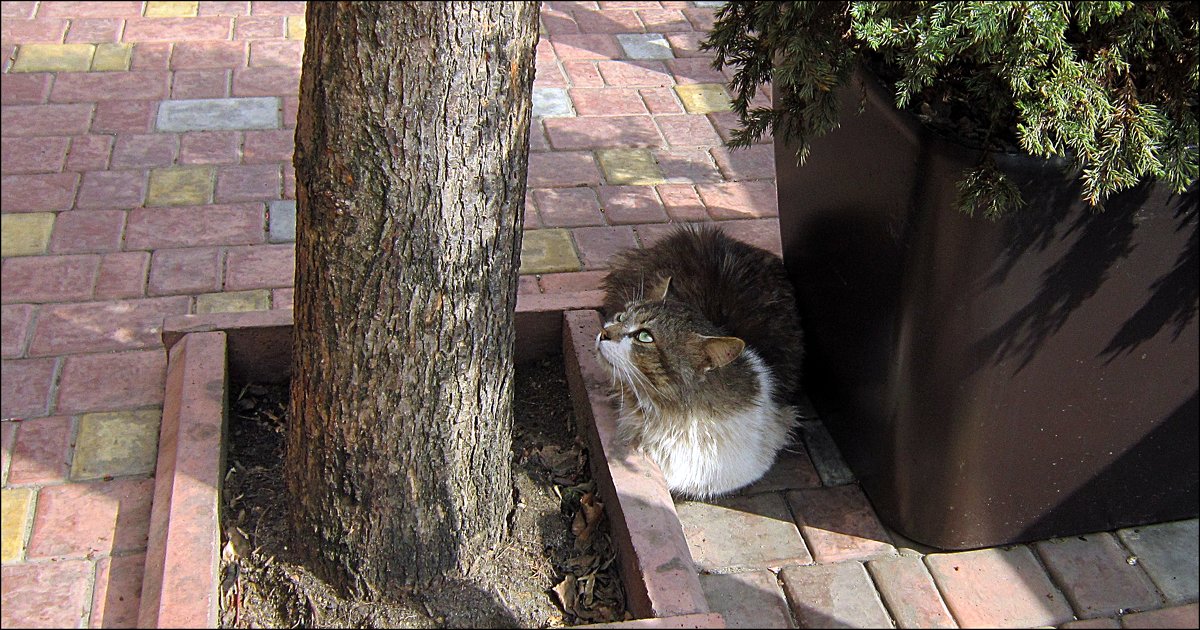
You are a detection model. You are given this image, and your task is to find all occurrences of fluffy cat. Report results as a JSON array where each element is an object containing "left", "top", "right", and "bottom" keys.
[{"left": 596, "top": 224, "right": 805, "bottom": 499}]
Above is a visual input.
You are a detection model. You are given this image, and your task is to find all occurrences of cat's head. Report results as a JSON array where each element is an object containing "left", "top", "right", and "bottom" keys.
[{"left": 596, "top": 292, "right": 745, "bottom": 412}]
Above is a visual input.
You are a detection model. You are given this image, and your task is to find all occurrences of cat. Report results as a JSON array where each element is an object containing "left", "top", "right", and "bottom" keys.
[{"left": 596, "top": 224, "right": 805, "bottom": 499}]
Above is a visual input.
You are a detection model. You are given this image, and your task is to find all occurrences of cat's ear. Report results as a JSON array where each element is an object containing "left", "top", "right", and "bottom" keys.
[
  {"left": 699, "top": 335, "right": 745, "bottom": 371},
  {"left": 650, "top": 275, "right": 672, "bottom": 302}
]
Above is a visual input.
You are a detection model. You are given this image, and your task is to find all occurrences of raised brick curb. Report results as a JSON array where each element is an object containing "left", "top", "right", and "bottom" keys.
[
  {"left": 581, "top": 612, "right": 726, "bottom": 628},
  {"left": 562, "top": 309, "right": 710, "bottom": 620}
]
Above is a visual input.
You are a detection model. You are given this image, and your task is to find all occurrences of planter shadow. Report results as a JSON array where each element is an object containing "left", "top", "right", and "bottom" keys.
[{"left": 138, "top": 294, "right": 724, "bottom": 628}]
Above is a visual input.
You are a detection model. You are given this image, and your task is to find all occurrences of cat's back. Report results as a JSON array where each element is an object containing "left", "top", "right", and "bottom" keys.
[{"left": 602, "top": 224, "right": 804, "bottom": 402}]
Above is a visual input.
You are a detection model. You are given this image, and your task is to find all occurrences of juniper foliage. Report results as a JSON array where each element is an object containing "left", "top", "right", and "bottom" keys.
[{"left": 703, "top": 1, "right": 1199, "bottom": 218}]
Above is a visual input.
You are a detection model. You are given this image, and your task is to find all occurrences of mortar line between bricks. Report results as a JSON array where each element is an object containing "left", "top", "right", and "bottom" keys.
[
  {"left": 18, "top": 305, "right": 42, "bottom": 360},
  {"left": 1027, "top": 541, "right": 1089, "bottom": 620},
  {"left": 46, "top": 356, "right": 66, "bottom": 416},
  {"left": 919, "top": 554, "right": 966, "bottom": 628},
  {"left": 859, "top": 559, "right": 901, "bottom": 629},
  {"left": 64, "top": 413, "right": 82, "bottom": 482},
  {"left": 770, "top": 567, "right": 803, "bottom": 629},
  {"left": 80, "top": 549, "right": 100, "bottom": 628}
]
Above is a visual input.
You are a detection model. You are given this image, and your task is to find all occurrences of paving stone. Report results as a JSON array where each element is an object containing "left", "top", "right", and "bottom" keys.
[
  {"left": 11, "top": 43, "right": 96, "bottom": 72},
  {"left": 533, "top": 187, "right": 604, "bottom": 227},
  {"left": 286, "top": 14, "right": 305, "bottom": 39},
  {"left": 673, "top": 83, "right": 732, "bottom": 114},
  {"left": 235, "top": 15, "right": 286, "bottom": 39},
  {"left": 26, "top": 477, "right": 154, "bottom": 558},
  {"left": 243, "top": 129, "right": 294, "bottom": 163},
  {"left": 562, "top": 60, "right": 604, "bottom": 87},
  {"left": 657, "top": 114, "right": 723, "bottom": 147},
  {"left": 779, "top": 562, "right": 893, "bottom": 629},
  {"left": 122, "top": 16, "right": 232, "bottom": 42},
  {"left": 1036, "top": 533, "right": 1162, "bottom": 619},
  {"left": 2, "top": 103, "right": 94, "bottom": 138},
  {"left": 1, "top": 212, "right": 55, "bottom": 256},
  {"left": 272, "top": 288, "right": 294, "bottom": 310},
  {"left": 597, "top": 148, "right": 665, "bottom": 185},
  {"left": 91, "top": 42, "right": 133, "bottom": 71},
  {"left": 0, "top": 358, "right": 57, "bottom": 419},
  {"left": 144, "top": 1, "right": 200, "bottom": 17},
  {"left": 111, "top": 133, "right": 179, "bottom": 168},
  {"left": 552, "top": 33, "right": 623, "bottom": 60},
  {"left": 788, "top": 485, "right": 896, "bottom": 563},
  {"left": 171, "top": 68, "right": 230, "bottom": 99},
  {"left": 721, "top": 218, "right": 783, "bottom": 256},
  {"left": 866, "top": 555, "right": 957, "bottom": 628},
  {"left": 637, "top": 8, "right": 692, "bottom": 33},
  {"left": 697, "top": 180, "right": 778, "bottom": 219},
  {"left": 0, "top": 17, "right": 67, "bottom": 44},
  {"left": 125, "top": 203, "right": 265, "bottom": 249},
  {"left": 195, "top": 289, "right": 271, "bottom": 313},
  {"left": 677, "top": 492, "right": 811, "bottom": 572},
  {"left": 91, "top": 553, "right": 146, "bottom": 629},
  {"left": 546, "top": 115, "right": 662, "bottom": 149},
  {"left": 49, "top": 208, "right": 126, "bottom": 254},
  {"left": 224, "top": 243, "right": 294, "bottom": 289},
  {"left": 7, "top": 416, "right": 72, "bottom": 484},
  {"left": 598, "top": 60, "right": 674, "bottom": 87},
  {"left": 0, "top": 560, "right": 93, "bottom": 629},
  {"left": 682, "top": 8, "right": 718, "bottom": 33},
  {"left": 597, "top": 185, "right": 668, "bottom": 224},
  {"left": 65, "top": 17, "right": 123, "bottom": 44},
  {"left": 640, "top": 87, "right": 684, "bottom": 114},
  {"left": 700, "top": 570, "right": 794, "bottom": 628},
  {"left": 170, "top": 40, "right": 246, "bottom": 69},
  {"left": 618, "top": 33, "right": 674, "bottom": 60},
  {"left": 52, "top": 70, "right": 170, "bottom": 102},
  {"left": 528, "top": 151, "right": 603, "bottom": 188},
  {"left": 1, "top": 73, "right": 52, "bottom": 105},
  {"left": 1120, "top": 603, "right": 1198, "bottom": 628},
  {"left": 156, "top": 96, "right": 281, "bottom": 131},
  {"left": 656, "top": 184, "right": 708, "bottom": 221},
  {"left": 1, "top": 135, "right": 70, "bottom": 173},
  {"left": 729, "top": 447, "right": 819, "bottom": 497},
  {"left": 231, "top": 66, "right": 301, "bottom": 97},
  {"left": 1062, "top": 618, "right": 1121, "bottom": 629},
  {"left": 1, "top": 488, "right": 34, "bottom": 562},
  {"left": 62, "top": 135, "right": 114, "bottom": 172},
  {"left": 533, "top": 87, "right": 575, "bottom": 118},
  {"left": 130, "top": 42, "right": 173, "bottom": 70},
  {"left": 572, "top": 225, "right": 639, "bottom": 269},
  {"left": 694, "top": 1, "right": 728, "bottom": 7},
  {"left": 95, "top": 251, "right": 151, "bottom": 299},
  {"left": 519, "top": 228, "right": 581, "bottom": 274},
  {"left": 1117, "top": 520, "right": 1199, "bottom": 605},
  {"left": 71, "top": 409, "right": 161, "bottom": 480},
  {"left": 926, "top": 545, "right": 1075, "bottom": 628},
  {"left": 1, "top": 254, "right": 98, "bottom": 304},
  {"left": 1, "top": 304, "right": 35, "bottom": 358},
  {"left": 76, "top": 169, "right": 147, "bottom": 209},
  {"left": 268, "top": 199, "right": 296, "bottom": 242},
  {"left": 654, "top": 148, "right": 723, "bottom": 183},
  {"left": 574, "top": 8, "right": 643, "bottom": 34},
  {"left": 570, "top": 87, "right": 646, "bottom": 115},
  {"left": 666, "top": 32, "right": 708, "bottom": 59},
  {"left": 92, "top": 100, "right": 157, "bottom": 134},
  {"left": 30, "top": 296, "right": 189, "bottom": 356},
  {"left": 1, "top": 420, "right": 13, "bottom": 481},
  {"left": 215, "top": 163, "right": 280, "bottom": 202},
  {"left": 147, "top": 166, "right": 215, "bottom": 206},
  {"left": 539, "top": 270, "right": 607, "bottom": 294},
  {"left": 797, "top": 420, "right": 855, "bottom": 486},
  {"left": 712, "top": 145, "right": 776, "bottom": 181},
  {"left": 179, "top": 130, "right": 241, "bottom": 164},
  {"left": 56, "top": 350, "right": 166, "bottom": 414},
  {"left": 1, "top": 173, "right": 79, "bottom": 211}
]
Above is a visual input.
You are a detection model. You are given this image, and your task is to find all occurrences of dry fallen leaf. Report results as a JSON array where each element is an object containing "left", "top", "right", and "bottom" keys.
[{"left": 551, "top": 574, "right": 577, "bottom": 615}]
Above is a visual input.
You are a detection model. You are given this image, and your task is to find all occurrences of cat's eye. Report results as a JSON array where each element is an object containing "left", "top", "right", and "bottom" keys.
[{"left": 634, "top": 330, "right": 654, "bottom": 343}]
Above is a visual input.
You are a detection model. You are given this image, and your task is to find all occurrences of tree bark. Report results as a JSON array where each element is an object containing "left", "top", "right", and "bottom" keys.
[{"left": 286, "top": 1, "right": 539, "bottom": 598}]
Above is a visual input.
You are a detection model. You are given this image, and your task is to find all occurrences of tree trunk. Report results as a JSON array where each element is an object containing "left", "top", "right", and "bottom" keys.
[{"left": 286, "top": 1, "right": 539, "bottom": 598}]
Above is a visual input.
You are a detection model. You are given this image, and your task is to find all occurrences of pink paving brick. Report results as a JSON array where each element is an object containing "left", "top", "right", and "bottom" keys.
[
  {"left": 518, "top": 275, "right": 542, "bottom": 294},
  {"left": 130, "top": 42, "right": 173, "bottom": 71},
  {"left": 223, "top": 243, "right": 295, "bottom": 289},
  {"left": 51, "top": 71, "right": 170, "bottom": 103},
  {"left": 91, "top": 100, "right": 157, "bottom": 134},
  {"left": 282, "top": 166, "right": 295, "bottom": 198},
  {"left": 562, "top": 60, "right": 605, "bottom": 87},
  {"left": 632, "top": 222, "right": 686, "bottom": 248},
  {"left": 1, "top": 73, "right": 52, "bottom": 105},
  {"left": 1, "top": 103, "right": 93, "bottom": 137},
  {"left": 272, "top": 287, "right": 294, "bottom": 309},
  {"left": 111, "top": 133, "right": 179, "bottom": 169},
  {"left": 248, "top": 39, "right": 303, "bottom": 67},
  {"left": 250, "top": 0, "right": 306, "bottom": 15},
  {"left": 171, "top": 68, "right": 231, "bottom": 99},
  {"left": 699, "top": 571, "right": 793, "bottom": 629},
  {"left": 654, "top": 148, "right": 723, "bottom": 183},
  {"left": 234, "top": 15, "right": 286, "bottom": 39},
  {"left": 1, "top": 304, "right": 35, "bottom": 358},
  {"left": 91, "top": 553, "right": 146, "bottom": 629},
  {"left": 681, "top": 7, "right": 717, "bottom": 32},
  {"left": 545, "top": 115, "right": 663, "bottom": 150},
  {"left": 667, "top": 58, "right": 728, "bottom": 85},
  {"left": 95, "top": 251, "right": 150, "bottom": 300},
  {"left": 536, "top": 37, "right": 557, "bottom": 64},
  {"left": 0, "top": 1, "right": 36, "bottom": 18},
  {"left": 0, "top": 18, "right": 68, "bottom": 43},
  {"left": 551, "top": 33, "right": 623, "bottom": 60},
  {"left": 0, "top": 357, "right": 57, "bottom": 419},
  {"left": 638, "top": 8, "right": 692, "bottom": 32},
  {"left": 29, "top": 296, "right": 190, "bottom": 356},
  {"left": 540, "top": 270, "right": 608, "bottom": 293},
  {"left": 231, "top": 66, "right": 301, "bottom": 97},
  {"left": 665, "top": 32, "right": 707, "bottom": 58},
  {"left": 124, "top": 203, "right": 265, "bottom": 249},
  {"left": 27, "top": 477, "right": 155, "bottom": 558},
  {"left": 7, "top": 415, "right": 72, "bottom": 484},
  {"left": 598, "top": 60, "right": 674, "bottom": 87},
  {"left": 573, "top": 8, "right": 643, "bottom": 34},
  {"left": 75, "top": 169, "right": 147, "bottom": 209},
  {"left": 1121, "top": 604, "right": 1199, "bottom": 628},
  {"left": 65, "top": 134, "right": 114, "bottom": 171},
  {"left": 1, "top": 421, "right": 13, "bottom": 480},
  {"left": 720, "top": 218, "right": 783, "bottom": 256},
  {"left": 242, "top": 129, "right": 293, "bottom": 163},
  {"left": 147, "top": 247, "right": 223, "bottom": 296},
  {"left": 655, "top": 114, "right": 723, "bottom": 147},
  {"left": 170, "top": 40, "right": 246, "bottom": 70},
  {"left": 49, "top": 209, "right": 126, "bottom": 254},
  {"left": 64, "top": 17, "right": 123, "bottom": 43},
  {"left": 0, "top": 561, "right": 94, "bottom": 629},
  {"left": 1034, "top": 533, "right": 1161, "bottom": 619},
  {"left": 681, "top": 491, "right": 812, "bottom": 570},
  {"left": 0, "top": 136, "right": 70, "bottom": 174},
  {"left": 780, "top": 562, "right": 893, "bottom": 628},
  {"left": 709, "top": 110, "right": 773, "bottom": 146},
  {"left": 282, "top": 95, "right": 299, "bottom": 128},
  {"left": 55, "top": 350, "right": 166, "bottom": 414},
  {"left": 656, "top": 183, "right": 708, "bottom": 221},
  {"left": 640, "top": 87, "right": 684, "bottom": 114},
  {"left": 529, "top": 125, "right": 551, "bottom": 153},
  {"left": 528, "top": 151, "right": 603, "bottom": 188},
  {"left": 535, "top": 61, "right": 569, "bottom": 88},
  {"left": 787, "top": 485, "right": 896, "bottom": 563},
  {"left": 926, "top": 545, "right": 1075, "bottom": 628},
  {"left": 712, "top": 145, "right": 776, "bottom": 181},
  {"left": 122, "top": 17, "right": 233, "bottom": 42},
  {"left": 1, "top": 254, "right": 98, "bottom": 304},
  {"left": 532, "top": 187, "right": 604, "bottom": 227},
  {"left": 199, "top": 1, "right": 253, "bottom": 17},
  {"left": 541, "top": 9, "right": 580, "bottom": 35},
  {"left": 1062, "top": 618, "right": 1121, "bottom": 629},
  {"left": 697, "top": 181, "right": 778, "bottom": 219},
  {"left": 179, "top": 130, "right": 242, "bottom": 165},
  {"left": 572, "top": 225, "right": 638, "bottom": 269},
  {"left": 735, "top": 446, "right": 822, "bottom": 495},
  {"left": 215, "top": 164, "right": 281, "bottom": 202},
  {"left": 597, "top": 185, "right": 668, "bottom": 224},
  {"left": 866, "top": 555, "right": 957, "bottom": 628},
  {"left": 570, "top": 87, "right": 646, "bottom": 115},
  {"left": 36, "top": 2, "right": 144, "bottom": 18},
  {"left": 1, "top": 172, "right": 79, "bottom": 212}
]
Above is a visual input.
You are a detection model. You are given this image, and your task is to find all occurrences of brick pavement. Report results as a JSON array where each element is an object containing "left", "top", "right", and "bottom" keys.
[{"left": 1, "top": 2, "right": 1196, "bottom": 629}]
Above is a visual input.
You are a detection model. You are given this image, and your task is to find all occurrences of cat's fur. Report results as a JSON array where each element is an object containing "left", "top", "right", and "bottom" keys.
[{"left": 596, "top": 224, "right": 805, "bottom": 498}]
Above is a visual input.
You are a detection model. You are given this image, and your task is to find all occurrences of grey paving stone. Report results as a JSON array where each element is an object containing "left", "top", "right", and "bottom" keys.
[
  {"left": 1117, "top": 519, "right": 1199, "bottom": 604},
  {"left": 677, "top": 492, "right": 811, "bottom": 572},
  {"left": 798, "top": 420, "right": 856, "bottom": 486},
  {"left": 694, "top": 1, "right": 727, "bottom": 7},
  {"left": 532, "top": 87, "right": 573, "bottom": 118},
  {"left": 268, "top": 200, "right": 296, "bottom": 243},
  {"left": 780, "top": 562, "right": 893, "bottom": 629},
  {"left": 156, "top": 97, "right": 281, "bottom": 132},
  {"left": 700, "top": 570, "right": 794, "bottom": 628},
  {"left": 617, "top": 33, "right": 674, "bottom": 60}
]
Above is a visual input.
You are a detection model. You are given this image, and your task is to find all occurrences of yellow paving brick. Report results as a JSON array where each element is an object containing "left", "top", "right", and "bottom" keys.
[
  {"left": 91, "top": 43, "right": 133, "bottom": 72},
  {"left": 1, "top": 488, "right": 35, "bottom": 562},
  {"left": 144, "top": 1, "right": 199, "bottom": 17},
  {"left": 195, "top": 290, "right": 271, "bottom": 314},
  {"left": 520, "top": 229, "right": 582, "bottom": 274},
  {"left": 596, "top": 148, "right": 665, "bottom": 185},
  {"left": 287, "top": 15, "right": 306, "bottom": 40},
  {"left": 147, "top": 166, "right": 214, "bottom": 207},
  {"left": 11, "top": 44, "right": 96, "bottom": 73},
  {"left": 71, "top": 410, "right": 161, "bottom": 480},
  {"left": 1, "top": 213, "right": 56, "bottom": 257},
  {"left": 675, "top": 83, "right": 732, "bottom": 114}
]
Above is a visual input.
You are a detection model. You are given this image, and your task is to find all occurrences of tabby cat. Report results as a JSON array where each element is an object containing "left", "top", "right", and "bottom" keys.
[{"left": 597, "top": 224, "right": 805, "bottom": 498}]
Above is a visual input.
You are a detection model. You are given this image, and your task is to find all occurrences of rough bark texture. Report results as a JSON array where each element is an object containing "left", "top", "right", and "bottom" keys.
[{"left": 286, "top": 1, "right": 539, "bottom": 598}]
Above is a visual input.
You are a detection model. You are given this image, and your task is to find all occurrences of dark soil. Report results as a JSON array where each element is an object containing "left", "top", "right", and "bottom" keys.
[{"left": 218, "top": 355, "right": 627, "bottom": 628}]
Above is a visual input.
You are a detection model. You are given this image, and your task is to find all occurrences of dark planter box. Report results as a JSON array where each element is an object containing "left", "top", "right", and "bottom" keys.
[{"left": 774, "top": 72, "right": 1199, "bottom": 549}]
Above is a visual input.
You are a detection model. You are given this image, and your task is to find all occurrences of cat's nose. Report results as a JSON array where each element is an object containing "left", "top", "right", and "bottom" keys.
[{"left": 601, "top": 323, "right": 622, "bottom": 340}]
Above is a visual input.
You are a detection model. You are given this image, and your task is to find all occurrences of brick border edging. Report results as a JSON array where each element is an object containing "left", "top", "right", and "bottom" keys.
[{"left": 562, "top": 310, "right": 713, "bottom": 621}]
